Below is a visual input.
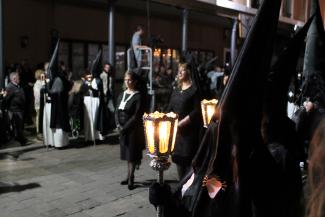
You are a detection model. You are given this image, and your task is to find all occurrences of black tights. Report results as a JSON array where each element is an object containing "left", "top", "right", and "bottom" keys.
[{"left": 127, "top": 161, "right": 136, "bottom": 181}]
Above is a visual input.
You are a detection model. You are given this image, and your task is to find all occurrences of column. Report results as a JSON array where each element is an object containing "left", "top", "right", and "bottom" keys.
[
  {"left": 181, "top": 8, "right": 189, "bottom": 54},
  {"left": 0, "top": 0, "right": 4, "bottom": 89},
  {"left": 108, "top": 0, "right": 116, "bottom": 66}
]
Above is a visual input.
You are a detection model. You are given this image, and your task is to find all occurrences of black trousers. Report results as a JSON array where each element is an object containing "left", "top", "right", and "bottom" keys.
[{"left": 8, "top": 111, "right": 25, "bottom": 143}]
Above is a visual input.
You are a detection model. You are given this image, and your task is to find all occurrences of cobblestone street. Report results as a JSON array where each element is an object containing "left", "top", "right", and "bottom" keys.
[{"left": 0, "top": 140, "right": 178, "bottom": 217}]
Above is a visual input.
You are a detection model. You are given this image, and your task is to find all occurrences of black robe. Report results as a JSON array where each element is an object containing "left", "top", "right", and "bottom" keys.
[
  {"left": 49, "top": 76, "right": 72, "bottom": 132},
  {"left": 92, "top": 78, "right": 109, "bottom": 136}
]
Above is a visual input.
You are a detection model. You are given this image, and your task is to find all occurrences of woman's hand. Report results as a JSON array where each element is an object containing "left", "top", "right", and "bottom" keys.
[
  {"left": 116, "top": 124, "right": 124, "bottom": 134},
  {"left": 1, "top": 89, "right": 7, "bottom": 97},
  {"left": 178, "top": 120, "right": 184, "bottom": 128},
  {"left": 303, "top": 101, "right": 314, "bottom": 112},
  {"left": 178, "top": 116, "right": 190, "bottom": 128}
]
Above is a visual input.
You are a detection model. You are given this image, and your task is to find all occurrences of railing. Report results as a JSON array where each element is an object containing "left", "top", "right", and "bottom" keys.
[{"left": 127, "top": 46, "right": 155, "bottom": 112}]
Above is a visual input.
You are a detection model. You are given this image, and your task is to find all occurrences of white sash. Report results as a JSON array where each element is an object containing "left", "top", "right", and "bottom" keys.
[{"left": 118, "top": 91, "right": 139, "bottom": 110}]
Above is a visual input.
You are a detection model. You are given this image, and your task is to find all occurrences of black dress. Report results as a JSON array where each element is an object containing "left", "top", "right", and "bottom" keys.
[
  {"left": 168, "top": 85, "right": 202, "bottom": 166},
  {"left": 115, "top": 91, "right": 145, "bottom": 162}
]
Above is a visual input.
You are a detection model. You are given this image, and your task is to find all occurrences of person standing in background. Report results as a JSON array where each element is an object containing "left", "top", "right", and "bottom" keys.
[
  {"left": 4, "top": 72, "right": 27, "bottom": 145},
  {"left": 131, "top": 25, "right": 145, "bottom": 71},
  {"left": 47, "top": 70, "right": 72, "bottom": 149},
  {"left": 100, "top": 63, "right": 115, "bottom": 130},
  {"left": 115, "top": 71, "right": 145, "bottom": 190},
  {"left": 20, "top": 59, "right": 35, "bottom": 125},
  {"left": 167, "top": 63, "right": 202, "bottom": 180},
  {"left": 33, "top": 69, "right": 45, "bottom": 140}
]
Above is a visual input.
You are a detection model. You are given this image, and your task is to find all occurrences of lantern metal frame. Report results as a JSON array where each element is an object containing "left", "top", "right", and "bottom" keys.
[{"left": 143, "top": 111, "right": 178, "bottom": 217}]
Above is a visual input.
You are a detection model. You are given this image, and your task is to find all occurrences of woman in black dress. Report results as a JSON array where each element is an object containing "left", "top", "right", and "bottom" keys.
[
  {"left": 168, "top": 63, "right": 202, "bottom": 180},
  {"left": 115, "top": 71, "right": 145, "bottom": 190}
]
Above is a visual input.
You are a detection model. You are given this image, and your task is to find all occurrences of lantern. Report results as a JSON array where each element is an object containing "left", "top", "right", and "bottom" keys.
[
  {"left": 143, "top": 111, "right": 178, "bottom": 217},
  {"left": 201, "top": 99, "right": 218, "bottom": 128}
]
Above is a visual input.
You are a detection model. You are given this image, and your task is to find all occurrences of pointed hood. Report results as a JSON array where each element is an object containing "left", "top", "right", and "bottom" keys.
[
  {"left": 212, "top": 0, "right": 282, "bottom": 174},
  {"left": 219, "top": 0, "right": 281, "bottom": 116},
  {"left": 47, "top": 39, "right": 60, "bottom": 81},
  {"left": 265, "top": 16, "right": 313, "bottom": 117},
  {"left": 302, "top": 0, "right": 325, "bottom": 107},
  {"left": 90, "top": 50, "right": 102, "bottom": 78}
]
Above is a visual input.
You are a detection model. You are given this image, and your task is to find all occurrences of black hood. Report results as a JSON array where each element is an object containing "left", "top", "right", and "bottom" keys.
[
  {"left": 90, "top": 50, "right": 102, "bottom": 78},
  {"left": 214, "top": 0, "right": 281, "bottom": 173},
  {"left": 302, "top": 0, "right": 325, "bottom": 107},
  {"left": 265, "top": 16, "right": 313, "bottom": 117},
  {"left": 48, "top": 39, "right": 60, "bottom": 81}
]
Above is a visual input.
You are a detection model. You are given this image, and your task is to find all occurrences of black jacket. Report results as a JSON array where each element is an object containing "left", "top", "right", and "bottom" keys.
[{"left": 5, "top": 82, "right": 25, "bottom": 112}]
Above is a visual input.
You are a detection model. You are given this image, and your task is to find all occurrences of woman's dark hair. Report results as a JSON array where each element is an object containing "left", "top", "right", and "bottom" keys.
[
  {"left": 307, "top": 118, "right": 325, "bottom": 217},
  {"left": 136, "top": 25, "right": 144, "bottom": 32}
]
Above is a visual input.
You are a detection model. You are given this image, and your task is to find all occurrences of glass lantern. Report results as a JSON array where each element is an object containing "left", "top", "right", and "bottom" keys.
[{"left": 201, "top": 99, "right": 218, "bottom": 128}]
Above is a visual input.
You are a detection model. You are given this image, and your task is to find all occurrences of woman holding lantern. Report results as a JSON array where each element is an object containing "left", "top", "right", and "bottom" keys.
[
  {"left": 168, "top": 63, "right": 202, "bottom": 180},
  {"left": 115, "top": 71, "right": 145, "bottom": 190}
]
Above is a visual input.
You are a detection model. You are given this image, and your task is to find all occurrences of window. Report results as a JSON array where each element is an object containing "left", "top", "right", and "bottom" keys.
[
  {"left": 58, "top": 42, "right": 69, "bottom": 68},
  {"left": 115, "top": 46, "right": 126, "bottom": 80},
  {"left": 72, "top": 43, "right": 85, "bottom": 80},
  {"left": 282, "top": 0, "right": 293, "bottom": 18}
]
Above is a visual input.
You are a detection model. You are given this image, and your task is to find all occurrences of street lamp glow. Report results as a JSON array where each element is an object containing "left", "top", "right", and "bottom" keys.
[{"left": 143, "top": 111, "right": 178, "bottom": 158}]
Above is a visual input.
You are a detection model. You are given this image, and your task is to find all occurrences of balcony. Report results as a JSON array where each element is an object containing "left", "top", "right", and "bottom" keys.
[{"left": 151, "top": 0, "right": 324, "bottom": 27}]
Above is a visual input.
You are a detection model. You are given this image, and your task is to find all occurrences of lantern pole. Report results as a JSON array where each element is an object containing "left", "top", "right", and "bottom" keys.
[
  {"left": 150, "top": 157, "right": 170, "bottom": 217},
  {"left": 143, "top": 112, "right": 178, "bottom": 217},
  {"left": 157, "top": 170, "right": 163, "bottom": 217},
  {"left": 158, "top": 170, "right": 163, "bottom": 185}
]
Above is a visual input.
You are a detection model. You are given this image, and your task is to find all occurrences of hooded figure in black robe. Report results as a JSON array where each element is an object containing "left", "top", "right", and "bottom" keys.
[
  {"left": 295, "top": 0, "right": 325, "bottom": 156},
  {"left": 90, "top": 50, "right": 109, "bottom": 136},
  {"left": 301, "top": 0, "right": 325, "bottom": 107},
  {"left": 47, "top": 40, "right": 72, "bottom": 147},
  {"left": 261, "top": 17, "right": 313, "bottom": 217},
  {"left": 149, "top": 0, "right": 282, "bottom": 216},
  {"left": 49, "top": 72, "right": 72, "bottom": 132}
]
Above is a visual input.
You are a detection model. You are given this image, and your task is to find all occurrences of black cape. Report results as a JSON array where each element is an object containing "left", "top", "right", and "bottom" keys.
[{"left": 49, "top": 75, "right": 72, "bottom": 132}]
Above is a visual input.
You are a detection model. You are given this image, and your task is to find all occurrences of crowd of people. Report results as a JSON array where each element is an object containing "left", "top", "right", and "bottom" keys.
[{"left": 0, "top": 59, "right": 116, "bottom": 147}]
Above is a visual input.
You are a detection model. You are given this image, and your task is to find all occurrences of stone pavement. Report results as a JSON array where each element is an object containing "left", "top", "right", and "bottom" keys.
[{"left": 0, "top": 140, "right": 178, "bottom": 217}]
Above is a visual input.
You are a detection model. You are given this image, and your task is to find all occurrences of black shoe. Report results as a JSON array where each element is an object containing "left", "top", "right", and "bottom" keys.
[
  {"left": 128, "top": 184, "right": 135, "bottom": 190},
  {"left": 120, "top": 178, "right": 128, "bottom": 185},
  {"left": 128, "top": 176, "right": 135, "bottom": 190}
]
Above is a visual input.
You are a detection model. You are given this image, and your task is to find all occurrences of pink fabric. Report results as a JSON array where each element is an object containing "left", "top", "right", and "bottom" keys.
[{"left": 206, "top": 177, "right": 222, "bottom": 199}]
